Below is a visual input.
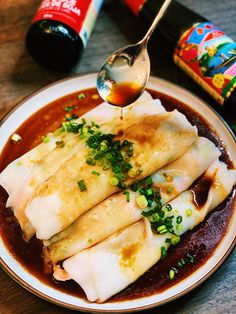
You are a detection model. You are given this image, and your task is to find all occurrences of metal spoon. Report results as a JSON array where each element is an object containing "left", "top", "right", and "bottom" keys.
[{"left": 97, "top": 0, "right": 172, "bottom": 107}]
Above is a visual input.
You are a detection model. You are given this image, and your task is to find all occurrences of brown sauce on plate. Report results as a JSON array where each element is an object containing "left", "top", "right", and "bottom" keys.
[{"left": 0, "top": 87, "right": 235, "bottom": 302}]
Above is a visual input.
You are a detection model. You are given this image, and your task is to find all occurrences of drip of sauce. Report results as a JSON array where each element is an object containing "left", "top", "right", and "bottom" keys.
[
  {"left": 120, "top": 108, "right": 123, "bottom": 120},
  {"left": 106, "top": 82, "right": 143, "bottom": 108}
]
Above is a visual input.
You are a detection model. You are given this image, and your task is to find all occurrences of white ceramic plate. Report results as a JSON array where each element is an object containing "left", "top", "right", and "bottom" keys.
[{"left": 0, "top": 73, "right": 235, "bottom": 313}]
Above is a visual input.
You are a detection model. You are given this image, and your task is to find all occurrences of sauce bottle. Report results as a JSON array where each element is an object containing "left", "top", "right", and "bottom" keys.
[
  {"left": 124, "top": 0, "right": 236, "bottom": 114},
  {"left": 26, "top": 0, "right": 104, "bottom": 72}
]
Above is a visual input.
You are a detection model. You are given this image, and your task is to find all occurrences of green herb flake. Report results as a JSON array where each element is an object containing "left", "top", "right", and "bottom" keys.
[
  {"left": 169, "top": 268, "right": 176, "bottom": 280},
  {"left": 91, "top": 170, "right": 100, "bottom": 176},
  {"left": 42, "top": 135, "right": 51, "bottom": 143},
  {"left": 78, "top": 179, "right": 87, "bottom": 192},
  {"left": 178, "top": 258, "right": 186, "bottom": 267},
  {"left": 171, "top": 235, "right": 180, "bottom": 245},
  {"left": 161, "top": 246, "right": 167, "bottom": 260},
  {"left": 186, "top": 209, "right": 193, "bottom": 217},
  {"left": 78, "top": 93, "right": 86, "bottom": 100},
  {"left": 165, "top": 204, "right": 172, "bottom": 211},
  {"left": 176, "top": 215, "right": 183, "bottom": 224},
  {"left": 64, "top": 106, "right": 73, "bottom": 112},
  {"left": 186, "top": 253, "right": 195, "bottom": 263},
  {"left": 123, "top": 191, "right": 130, "bottom": 202}
]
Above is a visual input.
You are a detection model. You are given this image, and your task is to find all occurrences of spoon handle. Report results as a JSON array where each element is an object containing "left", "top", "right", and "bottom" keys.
[{"left": 140, "top": 0, "right": 172, "bottom": 46}]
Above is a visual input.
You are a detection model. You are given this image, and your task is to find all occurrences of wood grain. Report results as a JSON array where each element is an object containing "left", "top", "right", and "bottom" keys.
[{"left": 0, "top": 0, "right": 235, "bottom": 313}]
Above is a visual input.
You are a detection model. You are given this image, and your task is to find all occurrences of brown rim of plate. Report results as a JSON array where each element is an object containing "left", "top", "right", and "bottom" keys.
[{"left": 0, "top": 73, "right": 235, "bottom": 313}]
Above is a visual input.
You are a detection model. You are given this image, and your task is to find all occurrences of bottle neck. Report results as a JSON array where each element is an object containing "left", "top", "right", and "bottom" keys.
[{"left": 139, "top": 0, "right": 207, "bottom": 45}]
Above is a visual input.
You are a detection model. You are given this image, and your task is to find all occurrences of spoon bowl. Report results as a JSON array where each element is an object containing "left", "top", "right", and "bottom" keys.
[
  {"left": 97, "top": 0, "right": 172, "bottom": 107},
  {"left": 97, "top": 44, "right": 150, "bottom": 107}
]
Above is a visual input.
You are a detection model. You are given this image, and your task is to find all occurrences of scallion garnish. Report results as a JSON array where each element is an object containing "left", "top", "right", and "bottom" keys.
[
  {"left": 186, "top": 253, "right": 195, "bottom": 263},
  {"left": 178, "top": 258, "right": 186, "bottom": 267},
  {"left": 157, "top": 225, "right": 168, "bottom": 234},
  {"left": 176, "top": 215, "right": 183, "bottom": 224},
  {"left": 123, "top": 191, "right": 130, "bottom": 202},
  {"left": 109, "top": 177, "right": 119, "bottom": 186},
  {"left": 42, "top": 135, "right": 51, "bottom": 143},
  {"left": 78, "top": 179, "right": 87, "bottom": 192},
  {"left": 136, "top": 195, "right": 148, "bottom": 209},
  {"left": 64, "top": 106, "right": 73, "bottom": 112},
  {"left": 161, "top": 246, "right": 167, "bottom": 259},
  {"left": 169, "top": 268, "right": 176, "bottom": 279},
  {"left": 78, "top": 93, "right": 86, "bottom": 100},
  {"left": 171, "top": 235, "right": 180, "bottom": 245},
  {"left": 186, "top": 209, "right": 193, "bottom": 217},
  {"left": 165, "top": 204, "right": 172, "bottom": 211},
  {"left": 91, "top": 170, "right": 100, "bottom": 176}
]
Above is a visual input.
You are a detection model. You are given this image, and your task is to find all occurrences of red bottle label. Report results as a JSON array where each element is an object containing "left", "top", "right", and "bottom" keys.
[
  {"left": 123, "top": 0, "right": 146, "bottom": 16},
  {"left": 33, "top": 0, "right": 103, "bottom": 46},
  {"left": 174, "top": 22, "right": 236, "bottom": 105}
]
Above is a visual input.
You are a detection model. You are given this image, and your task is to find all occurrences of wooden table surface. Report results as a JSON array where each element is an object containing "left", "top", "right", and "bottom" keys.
[{"left": 0, "top": 0, "right": 235, "bottom": 313}]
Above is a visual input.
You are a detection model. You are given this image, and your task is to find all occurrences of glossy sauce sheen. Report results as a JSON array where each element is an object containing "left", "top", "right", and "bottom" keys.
[{"left": 0, "top": 88, "right": 235, "bottom": 302}]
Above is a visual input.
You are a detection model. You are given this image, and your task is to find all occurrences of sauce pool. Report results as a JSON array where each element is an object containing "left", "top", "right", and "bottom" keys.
[{"left": 0, "top": 87, "right": 235, "bottom": 302}]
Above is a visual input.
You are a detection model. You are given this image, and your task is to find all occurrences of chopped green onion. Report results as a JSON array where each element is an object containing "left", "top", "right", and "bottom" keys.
[
  {"left": 130, "top": 181, "right": 141, "bottom": 192},
  {"left": 171, "top": 235, "right": 180, "bottom": 245},
  {"left": 161, "top": 246, "right": 167, "bottom": 259},
  {"left": 42, "top": 135, "right": 51, "bottom": 143},
  {"left": 165, "top": 238, "right": 172, "bottom": 244},
  {"left": 91, "top": 170, "right": 100, "bottom": 176},
  {"left": 148, "top": 213, "right": 159, "bottom": 223},
  {"left": 78, "top": 93, "right": 86, "bottom": 100},
  {"left": 178, "top": 259, "right": 186, "bottom": 267},
  {"left": 78, "top": 179, "right": 87, "bottom": 192},
  {"left": 169, "top": 268, "right": 175, "bottom": 279},
  {"left": 186, "top": 209, "right": 193, "bottom": 217},
  {"left": 145, "top": 176, "right": 153, "bottom": 187},
  {"left": 176, "top": 224, "right": 183, "bottom": 231},
  {"left": 109, "top": 177, "right": 119, "bottom": 186},
  {"left": 123, "top": 191, "right": 130, "bottom": 202},
  {"left": 146, "top": 188, "right": 153, "bottom": 196},
  {"left": 186, "top": 253, "right": 195, "bottom": 263},
  {"left": 176, "top": 215, "right": 183, "bottom": 224},
  {"left": 88, "top": 238, "right": 93, "bottom": 243},
  {"left": 117, "top": 182, "right": 127, "bottom": 190},
  {"left": 165, "top": 204, "right": 172, "bottom": 211},
  {"left": 157, "top": 225, "right": 168, "bottom": 234},
  {"left": 136, "top": 195, "right": 148, "bottom": 209},
  {"left": 64, "top": 106, "right": 72, "bottom": 112},
  {"left": 86, "top": 158, "right": 96, "bottom": 166}
]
